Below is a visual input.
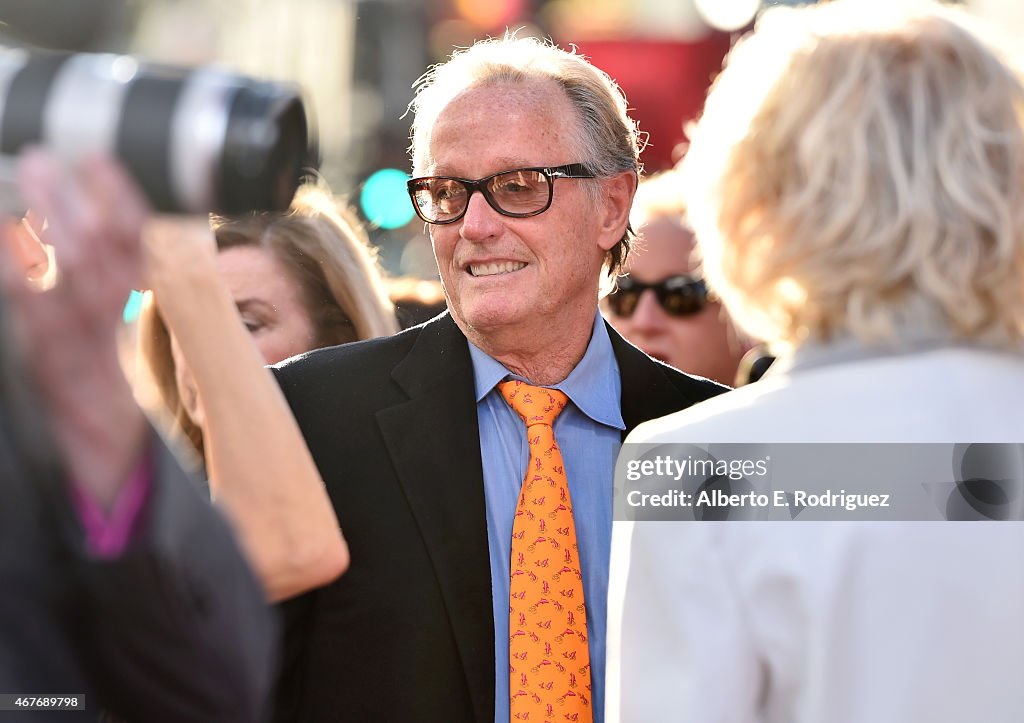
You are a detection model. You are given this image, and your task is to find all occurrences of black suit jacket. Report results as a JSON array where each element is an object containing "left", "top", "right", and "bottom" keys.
[
  {"left": 0, "top": 428, "right": 277, "bottom": 723},
  {"left": 272, "top": 313, "right": 724, "bottom": 723}
]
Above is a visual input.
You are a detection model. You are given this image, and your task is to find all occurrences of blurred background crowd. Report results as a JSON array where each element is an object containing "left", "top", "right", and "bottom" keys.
[
  {"left": 0, "top": 0, "right": 1018, "bottom": 279},
  {"left": 1, "top": 0, "right": 1021, "bottom": 392}
]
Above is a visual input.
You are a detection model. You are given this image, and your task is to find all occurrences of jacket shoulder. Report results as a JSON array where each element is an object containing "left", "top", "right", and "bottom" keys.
[
  {"left": 657, "top": 359, "right": 730, "bottom": 402},
  {"left": 274, "top": 323, "right": 421, "bottom": 385},
  {"left": 269, "top": 315, "right": 464, "bottom": 425}
]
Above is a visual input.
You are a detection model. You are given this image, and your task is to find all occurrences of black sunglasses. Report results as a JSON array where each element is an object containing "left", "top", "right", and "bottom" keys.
[
  {"left": 607, "top": 274, "right": 710, "bottom": 318},
  {"left": 406, "top": 163, "right": 595, "bottom": 225}
]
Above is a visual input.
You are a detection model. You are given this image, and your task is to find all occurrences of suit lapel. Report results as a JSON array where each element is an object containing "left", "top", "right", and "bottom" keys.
[
  {"left": 375, "top": 314, "right": 494, "bottom": 723},
  {"left": 608, "top": 321, "right": 701, "bottom": 436}
]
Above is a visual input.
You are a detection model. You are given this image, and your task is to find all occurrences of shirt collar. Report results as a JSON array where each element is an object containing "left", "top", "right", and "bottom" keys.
[{"left": 468, "top": 312, "right": 625, "bottom": 430}]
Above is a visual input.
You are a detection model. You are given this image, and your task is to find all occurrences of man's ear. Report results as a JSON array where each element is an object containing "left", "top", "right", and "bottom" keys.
[{"left": 596, "top": 171, "right": 637, "bottom": 252}]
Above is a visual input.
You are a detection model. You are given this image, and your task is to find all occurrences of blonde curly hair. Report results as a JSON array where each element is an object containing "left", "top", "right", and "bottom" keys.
[{"left": 681, "top": 0, "right": 1024, "bottom": 351}]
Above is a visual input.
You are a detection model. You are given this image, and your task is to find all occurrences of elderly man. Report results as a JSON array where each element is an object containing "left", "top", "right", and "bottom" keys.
[{"left": 268, "top": 37, "right": 724, "bottom": 723}]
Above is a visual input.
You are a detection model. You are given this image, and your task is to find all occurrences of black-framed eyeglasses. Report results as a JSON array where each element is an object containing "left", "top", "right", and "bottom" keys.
[
  {"left": 607, "top": 274, "right": 710, "bottom": 318},
  {"left": 406, "top": 163, "right": 595, "bottom": 225}
]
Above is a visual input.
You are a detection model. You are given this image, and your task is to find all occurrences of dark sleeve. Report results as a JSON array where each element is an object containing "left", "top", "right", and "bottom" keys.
[
  {"left": 74, "top": 432, "right": 278, "bottom": 723},
  {"left": 266, "top": 364, "right": 315, "bottom": 723}
]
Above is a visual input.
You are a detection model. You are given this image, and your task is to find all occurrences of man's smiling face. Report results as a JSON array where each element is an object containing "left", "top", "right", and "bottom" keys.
[{"left": 424, "top": 80, "right": 615, "bottom": 346}]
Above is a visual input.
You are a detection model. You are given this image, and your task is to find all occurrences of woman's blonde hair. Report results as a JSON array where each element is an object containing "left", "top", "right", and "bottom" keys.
[
  {"left": 681, "top": 0, "right": 1024, "bottom": 351},
  {"left": 138, "top": 184, "right": 399, "bottom": 459}
]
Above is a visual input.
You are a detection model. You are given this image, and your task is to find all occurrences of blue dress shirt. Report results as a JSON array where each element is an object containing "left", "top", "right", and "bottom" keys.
[{"left": 469, "top": 312, "right": 624, "bottom": 723}]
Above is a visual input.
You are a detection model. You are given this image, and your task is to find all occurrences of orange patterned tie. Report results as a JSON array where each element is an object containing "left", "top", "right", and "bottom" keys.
[{"left": 499, "top": 380, "right": 591, "bottom": 723}]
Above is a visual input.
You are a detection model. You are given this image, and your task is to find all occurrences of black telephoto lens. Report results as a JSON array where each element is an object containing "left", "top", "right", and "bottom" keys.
[
  {"left": 217, "top": 80, "right": 312, "bottom": 215},
  {"left": 0, "top": 48, "right": 318, "bottom": 214}
]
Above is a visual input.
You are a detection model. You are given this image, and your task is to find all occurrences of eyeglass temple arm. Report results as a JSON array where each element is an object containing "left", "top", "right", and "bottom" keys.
[{"left": 548, "top": 163, "right": 594, "bottom": 179}]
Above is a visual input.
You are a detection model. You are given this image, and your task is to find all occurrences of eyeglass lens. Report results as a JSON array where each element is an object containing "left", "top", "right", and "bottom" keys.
[
  {"left": 411, "top": 170, "right": 551, "bottom": 222},
  {"left": 609, "top": 276, "right": 709, "bottom": 318}
]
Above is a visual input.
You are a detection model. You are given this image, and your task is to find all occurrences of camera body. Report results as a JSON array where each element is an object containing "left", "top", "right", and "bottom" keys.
[{"left": 0, "top": 48, "right": 317, "bottom": 214}]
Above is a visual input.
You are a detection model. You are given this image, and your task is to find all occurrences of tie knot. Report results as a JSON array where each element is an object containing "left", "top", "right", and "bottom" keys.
[{"left": 498, "top": 380, "right": 568, "bottom": 428}]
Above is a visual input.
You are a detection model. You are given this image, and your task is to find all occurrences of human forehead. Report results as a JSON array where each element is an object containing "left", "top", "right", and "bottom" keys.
[
  {"left": 627, "top": 217, "right": 699, "bottom": 279},
  {"left": 422, "top": 80, "right": 582, "bottom": 177},
  {"left": 216, "top": 245, "right": 301, "bottom": 297}
]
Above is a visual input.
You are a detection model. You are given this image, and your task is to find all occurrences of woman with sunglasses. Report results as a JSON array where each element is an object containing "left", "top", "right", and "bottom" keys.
[{"left": 602, "top": 170, "right": 749, "bottom": 386}]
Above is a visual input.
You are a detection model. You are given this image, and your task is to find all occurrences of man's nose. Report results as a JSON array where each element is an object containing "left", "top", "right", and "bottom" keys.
[{"left": 460, "top": 190, "right": 504, "bottom": 241}]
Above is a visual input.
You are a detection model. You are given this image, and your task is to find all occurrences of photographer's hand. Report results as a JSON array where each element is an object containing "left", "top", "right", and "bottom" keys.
[
  {"left": 141, "top": 214, "right": 349, "bottom": 601},
  {"left": 0, "top": 149, "right": 149, "bottom": 509}
]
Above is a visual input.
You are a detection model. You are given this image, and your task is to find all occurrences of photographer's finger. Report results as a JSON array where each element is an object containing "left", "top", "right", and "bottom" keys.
[
  {"left": 0, "top": 219, "right": 61, "bottom": 346},
  {"left": 23, "top": 208, "right": 45, "bottom": 238},
  {"left": 141, "top": 214, "right": 217, "bottom": 293},
  {"left": 80, "top": 153, "right": 149, "bottom": 251},
  {"left": 16, "top": 149, "right": 93, "bottom": 273},
  {"left": 15, "top": 153, "right": 124, "bottom": 320},
  {"left": 0, "top": 217, "right": 29, "bottom": 295},
  {"left": 8, "top": 216, "right": 49, "bottom": 280}
]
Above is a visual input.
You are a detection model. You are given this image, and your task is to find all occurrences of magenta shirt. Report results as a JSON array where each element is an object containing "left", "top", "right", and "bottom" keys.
[{"left": 69, "top": 448, "right": 152, "bottom": 558}]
